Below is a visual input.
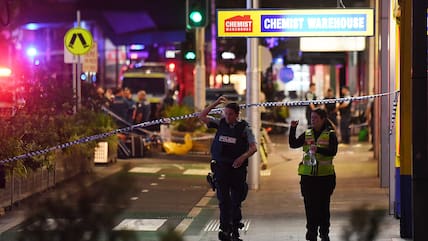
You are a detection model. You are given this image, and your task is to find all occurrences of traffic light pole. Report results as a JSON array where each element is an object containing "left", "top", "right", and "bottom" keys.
[
  {"left": 194, "top": 27, "right": 206, "bottom": 111},
  {"left": 246, "top": 0, "right": 261, "bottom": 190},
  {"left": 72, "top": 10, "right": 82, "bottom": 114}
]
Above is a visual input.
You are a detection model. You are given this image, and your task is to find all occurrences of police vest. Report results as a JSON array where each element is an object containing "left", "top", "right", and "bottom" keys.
[
  {"left": 339, "top": 98, "right": 352, "bottom": 116},
  {"left": 298, "top": 129, "right": 335, "bottom": 176},
  {"left": 210, "top": 119, "right": 249, "bottom": 164}
]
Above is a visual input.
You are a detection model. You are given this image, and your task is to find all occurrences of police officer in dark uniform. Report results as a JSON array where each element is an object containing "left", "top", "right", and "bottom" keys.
[
  {"left": 110, "top": 87, "right": 130, "bottom": 128},
  {"left": 338, "top": 86, "right": 352, "bottom": 144},
  {"left": 199, "top": 96, "right": 257, "bottom": 241}
]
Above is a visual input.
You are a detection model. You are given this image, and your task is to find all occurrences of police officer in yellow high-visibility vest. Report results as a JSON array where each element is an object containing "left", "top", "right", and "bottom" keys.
[{"left": 289, "top": 108, "right": 338, "bottom": 241}]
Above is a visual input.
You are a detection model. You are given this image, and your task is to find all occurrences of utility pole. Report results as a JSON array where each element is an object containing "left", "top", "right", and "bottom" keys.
[
  {"left": 194, "top": 27, "right": 206, "bottom": 110},
  {"left": 246, "top": 0, "right": 261, "bottom": 190}
]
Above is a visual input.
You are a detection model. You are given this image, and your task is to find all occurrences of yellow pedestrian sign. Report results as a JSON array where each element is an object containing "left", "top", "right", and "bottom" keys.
[{"left": 64, "top": 27, "right": 93, "bottom": 55}]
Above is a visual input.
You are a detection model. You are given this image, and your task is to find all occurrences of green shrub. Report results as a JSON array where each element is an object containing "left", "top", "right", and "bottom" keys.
[{"left": 0, "top": 78, "right": 117, "bottom": 177}]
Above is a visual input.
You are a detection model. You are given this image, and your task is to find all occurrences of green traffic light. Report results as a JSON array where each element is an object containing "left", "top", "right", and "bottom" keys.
[
  {"left": 186, "top": 0, "right": 207, "bottom": 28},
  {"left": 185, "top": 51, "right": 196, "bottom": 60},
  {"left": 189, "top": 11, "right": 203, "bottom": 24}
]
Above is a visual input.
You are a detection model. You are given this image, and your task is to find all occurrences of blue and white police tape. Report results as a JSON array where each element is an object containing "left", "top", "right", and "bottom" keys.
[
  {"left": 0, "top": 90, "right": 399, "bottom": 165},
  {"left": 390, "top": 91, "right": 399, "bottom": 135}
]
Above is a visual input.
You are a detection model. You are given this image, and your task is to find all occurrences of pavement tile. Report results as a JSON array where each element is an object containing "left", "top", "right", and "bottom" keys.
[{"left": 184, "top": 134, "right": 409, "bottom": 241}]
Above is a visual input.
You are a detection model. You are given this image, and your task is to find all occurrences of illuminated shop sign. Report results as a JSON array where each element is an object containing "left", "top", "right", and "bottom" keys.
[
  {"left": 217, "top": 9, "right": 374, "bottom": 37},
  {"left": 300, "top": 37, "right": 366, "bottom": 51}
]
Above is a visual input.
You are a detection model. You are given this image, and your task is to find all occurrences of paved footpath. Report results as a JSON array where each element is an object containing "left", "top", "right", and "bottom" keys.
[
  {"left": 183, "top": 134, "right": 410, "bottom": 241},
  {"left": 0, "top": 135, "right": 411, "bottom": 241}
]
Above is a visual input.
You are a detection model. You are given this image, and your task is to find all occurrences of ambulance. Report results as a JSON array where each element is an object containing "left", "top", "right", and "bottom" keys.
[{"left": 121, "top": 62, "right": 176, "bottom": 119}]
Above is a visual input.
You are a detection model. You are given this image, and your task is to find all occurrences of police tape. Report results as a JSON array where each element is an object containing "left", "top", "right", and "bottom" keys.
[
  {"left": 390, "top": 91, "right": 399, "bottom": 135},
  {"left": 261, "top": 120, "right": 368, "bottom": 128},
  {"left": 0, "top": 90, "right": 399, "bottom": 165}
]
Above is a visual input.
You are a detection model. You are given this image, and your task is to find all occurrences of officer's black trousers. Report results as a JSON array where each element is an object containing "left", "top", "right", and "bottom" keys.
[
  {"left": 300, "top": 174, "right": 336, "bottom": 238},
  {"left": 340, "top": 116, "right": 351, "bottom": 144},
  {"left": 214, "top": 163, "right": 248, "bottom": 232}
]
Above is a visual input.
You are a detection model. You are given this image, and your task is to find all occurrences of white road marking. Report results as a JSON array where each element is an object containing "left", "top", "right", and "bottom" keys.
[
  {"left": 204, "top": 219, "right": 251, "bottom": 232},
  {"left": 113, "top": 219, "right": 167, "bottom": 231},
  {"left": 129, "top": 167, "right": 161, "bottom": 173},
  {"left": 173, "top": 164, "right": 185, "bottom": 170},
  {"left": 175, "top": 190, "right": 212, "bottom": 234},
  {"left": 183, "top": 169, "right": 211, "bottom": 176},
  {"left": 196, "top": 197, "right": 211, "bottom": 207}
]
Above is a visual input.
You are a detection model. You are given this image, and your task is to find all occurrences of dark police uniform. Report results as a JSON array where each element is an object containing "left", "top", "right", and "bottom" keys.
[
  {"left": 208, "top": 117, "right": 255, "bottom": 240},
  {"left": 134, "top": 100, "right": 151, "bottom": 123},
  {"left": 339, "top": 97, "right": 352, "bottom": 144},
  {"left": 110, "top": 96, "right": 130, "bottom": 128}
]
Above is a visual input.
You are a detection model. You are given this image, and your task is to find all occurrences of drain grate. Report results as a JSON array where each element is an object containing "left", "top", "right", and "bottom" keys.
[{"left": 203, "top": 219, "right": 251, "bottom": 232}]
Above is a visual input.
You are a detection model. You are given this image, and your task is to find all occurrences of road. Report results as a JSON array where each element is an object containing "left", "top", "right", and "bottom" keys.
[{"left": 0, "top": 154, "right": 214, "bottom": 241}]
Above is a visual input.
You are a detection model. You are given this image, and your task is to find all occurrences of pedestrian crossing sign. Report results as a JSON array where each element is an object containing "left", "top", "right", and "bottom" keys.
[{"left": 64, "top": 27, "right": 93, "bottom": 55}]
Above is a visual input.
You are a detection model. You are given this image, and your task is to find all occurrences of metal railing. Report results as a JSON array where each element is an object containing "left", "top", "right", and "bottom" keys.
[{"left": 0, "top": 159, "right": 91, "bottom": 210}]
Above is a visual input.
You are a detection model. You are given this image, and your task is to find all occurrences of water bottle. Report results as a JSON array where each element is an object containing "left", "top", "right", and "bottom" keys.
[
  {"left": 303, "top": 143, "right": 316, "bottom": 166},
  {"left": 302, "top": 152, "right": 310, "bottom": 165},
  {"left": 309, "top": 147, "right": 317, "bottom": 166}
]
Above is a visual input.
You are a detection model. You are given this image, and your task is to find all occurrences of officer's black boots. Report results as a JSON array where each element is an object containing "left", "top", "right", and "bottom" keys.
[
  {"left": 320, "top": 234, "right": 330, "bottom": 241},
  {"left": 305, "top": 231, "right": 317, "bottom": 241},
  {"left": 219, "top": 222, "right": 245, "bottom": 241},
  {"left": 231, "top": 230, "right": 243, "bottom": 241},
  {"left": 218, "top": 230, "right": 231, "bottom": 241},
  {"left": 231, "top": 222, "right": 244, "bottom": 241}
]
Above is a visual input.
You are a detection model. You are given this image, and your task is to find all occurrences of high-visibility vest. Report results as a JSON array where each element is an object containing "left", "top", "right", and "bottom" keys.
[{"left": 298, "top": 129, "right": 335, "bottom": 176}]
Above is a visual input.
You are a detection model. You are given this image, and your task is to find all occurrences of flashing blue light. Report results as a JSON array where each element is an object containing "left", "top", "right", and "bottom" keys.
[
  {"left": 26, "top": 47, "right": 37, "bottom": 57},
  {"left": 80, "top": 21, "right": 88, "bottom": 29},
  {"left": 25, "top": 23, "right": 39, "bottom": 30},
  {"left": 74, "top": 21, "right": 88, "bottom": 29},
  {"left": 130, "top": 44, "right": 145, "bottom": 51},
  {"left": 80, "top": 73, "right": 87, "bottom": 81},
  {"left": 274, "top": 57, "right": 283, "bottom": 64},
  {"left": 279, "top": 67, "right": 294, "bottom": 83}
]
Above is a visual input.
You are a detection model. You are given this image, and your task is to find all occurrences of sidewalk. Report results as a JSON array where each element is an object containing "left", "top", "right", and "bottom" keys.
[
  {"left": 184, "top": 135, "right": 408, "bottom": 241},
  {"left": 0, "top": 137, "right": 408, "bottom": 241}
]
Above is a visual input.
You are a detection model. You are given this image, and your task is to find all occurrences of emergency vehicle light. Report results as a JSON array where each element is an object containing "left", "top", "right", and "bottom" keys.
[
  {"left": 167, "top": 63, "right": 176, "bottom": 72},
  {"left": 26, "top": 47, "right": 37, "bottom": 58},
  {"left": 0, "top": 67, "right": 12, "bottom": 77}
]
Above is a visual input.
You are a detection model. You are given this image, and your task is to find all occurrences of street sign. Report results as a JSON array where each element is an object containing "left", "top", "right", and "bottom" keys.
[
  {"left": 64, "top": 27, "right": 93, "bottom": 55},
  {"left": 82, "top": 42, "right": 98, "bottom": 72}
]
